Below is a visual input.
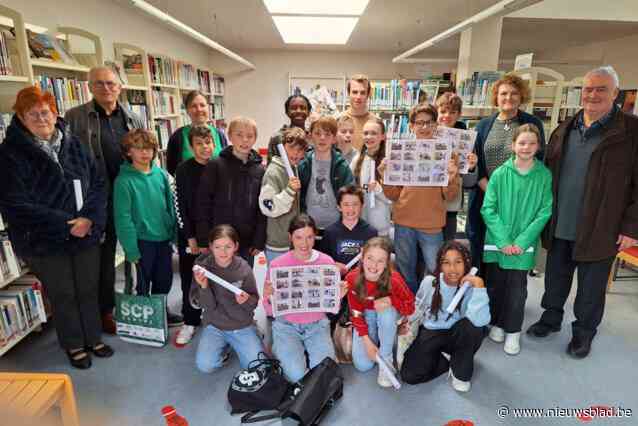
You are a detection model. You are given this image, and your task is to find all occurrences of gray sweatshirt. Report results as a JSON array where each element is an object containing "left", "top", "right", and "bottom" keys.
[{"left": 190, "top": 254, "right": 259, "bottom": 331}]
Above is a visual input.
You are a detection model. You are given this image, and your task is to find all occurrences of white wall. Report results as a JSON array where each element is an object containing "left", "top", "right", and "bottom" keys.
[
  {"left": 2, "top": 0, "right": 210, "bottom": 67},
  {"left": 210, "top": 49, "right": 453, "bottom": 148},
  {"left": 536, "top": 33, "right": 638, "bottom": 88}
]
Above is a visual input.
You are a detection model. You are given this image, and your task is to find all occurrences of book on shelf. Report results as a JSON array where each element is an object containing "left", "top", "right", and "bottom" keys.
[
  {"left": 148, "top": 55, "right": 178, "bottom": 86},
  {"left": 178, "top": 63, "right": 198, "bottom": 90},
  {"left": 12, "top": 275, "right": 50, "bottom": 320},
  {"left": 123, "top": 53, "right": 143, "bottom": 75},
  {"left": 382, "top": 113, "right": 412, "bottom": 139},
  {"left": 105, "top": 60, "right": 129, "bottom": 85},
  {"left": 35, "top": 75, "right": 91, "bottom": 116},
  {"left": 0, "top": 236, "right": 21, "bottom": 286},
  {"left": 212, "top": 97, "right": 224, "bottom": 120},
  {"left": 0, "top": 29, "right": 15, "bottom": 76},
  {"left": 198, "top": 70, "right": 211, "bottom": 94},
  {"left": 122, "top": 90, "right": 149, "bottom": 128},
  {"left": 0, "top": 113, "right": 12, "bottom": 142},
  {"left": 368, "top": 80, "right": 425, "bottom": 111},
  {"left": 213, "top": 75, "right": 225, "bottom": 95},
  {"left": 151, "top": 88, "right": 177, "bottom": 116},
  {"left": 154, "top": 118, "right": 177, "bottom": 150},
  {"left": 0, "top": 280, "right": 48, "bottom": 349},
  {"left": 25, "top": 30, "right": 79, "bottom": 66},
  {"left": 458, "top": 71, "right": 503, "bottom": 107}
]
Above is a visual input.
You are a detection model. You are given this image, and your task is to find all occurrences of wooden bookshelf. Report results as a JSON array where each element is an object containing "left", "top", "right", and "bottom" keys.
[{"left": 114, "top": 43, "right": 152, "bottom": 130}]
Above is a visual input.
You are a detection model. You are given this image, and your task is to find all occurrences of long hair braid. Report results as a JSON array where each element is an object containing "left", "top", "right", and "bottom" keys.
[{"left": 428, "top": 241, "right": 472, "bottom": 321}]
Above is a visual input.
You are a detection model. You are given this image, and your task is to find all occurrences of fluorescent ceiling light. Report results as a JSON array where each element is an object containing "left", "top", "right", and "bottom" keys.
[
  {"left": 393, "top": 0, "right": 543, "bottom": 62},
  {"left": 263, "top": 0, "right": 369, "bottom": 16},
  {"left": 272, "top": 16, "right": 358, "bottom": 44},
  {"left": 128, "top": 0, "right": 255, "bottom": 69}
]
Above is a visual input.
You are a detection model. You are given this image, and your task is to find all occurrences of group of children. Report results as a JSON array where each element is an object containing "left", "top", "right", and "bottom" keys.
[{"left": 110, "top": 88, "right": 552, "bottom": 393}]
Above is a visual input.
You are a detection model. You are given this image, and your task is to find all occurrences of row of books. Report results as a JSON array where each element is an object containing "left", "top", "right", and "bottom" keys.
[
  {"left": 382, "top": 113, "right": 413, "bottom": 139},
  {"left": 368, "top": 80, "right": 424, "bottom": 111},
  {"left": 178, "top": 62, "right": 198, "bottom": 90},
  {"left": 148, "top": 54, "right": 178, "bottom": 86},
  {"left": 198, "top": 70, "right": 212, "bottom": 94},
  {"left": 0, "top": 276, "right": 50, "bottom": 350},
  {"left": 212, "top": 97, "right": 224, "bottom": 120},
  {"left": 0, "top": 233, "right": 22, "bottom": 286},
  {"left": 155, "top": 118, "right": 178, "bottom": 151},
  {"left": 458, "top": 71, "right": 503, "bottom": 107},
  {"left": 34, "top": 75, "right": 92, "bottom": 116},
  {"left": 127, "top": 104, "right": 149, "bottom": 129},
  {"left": 151, "top": 88, "right": 177, "bottom": 116},
  {"left": 0, "top": 29, "right": 15, "bottom": 75},
  {"left": 213, "top": 76, "right": 225, "bottom": 95}
]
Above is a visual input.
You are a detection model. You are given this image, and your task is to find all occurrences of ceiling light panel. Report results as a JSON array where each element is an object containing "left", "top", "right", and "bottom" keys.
[
  {"left": 263, "top": 0, "right": 369, "bottom": 16},
  {"left": 272, "top": 16, "right": 359, "bottom": 44}
]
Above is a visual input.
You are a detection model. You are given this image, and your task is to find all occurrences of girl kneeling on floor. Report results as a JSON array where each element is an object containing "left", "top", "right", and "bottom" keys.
[
  {"left": 263, "top": 214, "right": 347, "bottom": 382},
  {"left": 191, "top": 225, "right": 264, "bottom": 373},
  {"left": 400, "top": 241, "right": 490, "bottom": 392},
  {"left": 346, "top": 237, "right": 415, "bottom": 387}
]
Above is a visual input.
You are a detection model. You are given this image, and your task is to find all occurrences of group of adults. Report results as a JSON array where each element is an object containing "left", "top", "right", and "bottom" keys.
[{"left": 0, "top": 63, "right": 635, "bottom": 367}]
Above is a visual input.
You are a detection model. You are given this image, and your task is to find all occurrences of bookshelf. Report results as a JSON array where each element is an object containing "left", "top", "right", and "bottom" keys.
[{"left": 512, "top": 67, "right": 566, "bottom": 135}]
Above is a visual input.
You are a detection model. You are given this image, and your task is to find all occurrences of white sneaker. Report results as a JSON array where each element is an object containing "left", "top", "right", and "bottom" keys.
[
  {"left": 489, "top": 326, "right": 505, "bottom": 343},
  {"left": 449, "top": 369, "right": 471, "bottom": 392},
  {"left": 377, "top": 367, "right": 393, "bottom": 388},
  {"left": 176, "top": 325, "right": 195, "bottom": 345},
  {"left": 504, "top": 332, "right": 521, "bottom": 355}
]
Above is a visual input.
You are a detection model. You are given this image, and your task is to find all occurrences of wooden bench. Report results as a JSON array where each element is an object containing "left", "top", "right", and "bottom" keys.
[
  {"left": 0, "top": 372, "right": 80, "bottom": 426},
  {"left": 607, "top": 246, "right": 638, "bottom": 291}
]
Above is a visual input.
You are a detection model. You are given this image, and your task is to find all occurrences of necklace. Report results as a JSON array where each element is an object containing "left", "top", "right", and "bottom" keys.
[{"left": 504, "top": 120, "right": 512, "bottom": 132}]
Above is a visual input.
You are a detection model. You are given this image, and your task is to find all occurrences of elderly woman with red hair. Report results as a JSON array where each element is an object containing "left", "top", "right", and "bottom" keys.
[{"left": 0, "top": 86, "right": 113, "bottom": 368}]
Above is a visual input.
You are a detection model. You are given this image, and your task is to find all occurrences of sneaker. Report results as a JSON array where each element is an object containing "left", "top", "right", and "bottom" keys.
[
  {"left": 489, "top": 326, "right": 505, "bottom": 343},
  {"left": 504, "top": 332, "right": 521, "bottom": 355},
  {"left": 176, "top": 325, "right": 196, "bottom": 345},
  {"left": 449, "top": 369, "right": 471, "bottom": 392},
  {"left": 167, "top": 311, "right": 184, "bottom": 328},
  {"left": 377, "top": 367, "right": 393, "bottom": 388},
  {"left": 526, "top": 321, "right": 560, "bottom": 338}
]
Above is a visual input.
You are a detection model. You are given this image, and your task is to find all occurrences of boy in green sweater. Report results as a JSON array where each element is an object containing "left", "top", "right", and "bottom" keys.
[
  {"left": 481, "top": 124, "right": 552, "bottom": 355},
  {"left": 113, "top": 129, "right": 182, "bottom": 326}
]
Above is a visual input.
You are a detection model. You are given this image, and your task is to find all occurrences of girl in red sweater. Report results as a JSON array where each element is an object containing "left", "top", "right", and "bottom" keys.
[{"left": 346, "top": 237, "right": 415, "bottom": 387}]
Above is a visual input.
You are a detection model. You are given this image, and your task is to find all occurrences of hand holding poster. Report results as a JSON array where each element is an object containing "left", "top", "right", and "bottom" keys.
[
  {"left": 269, "top": 264, "right": 341, "bottom": 316},
  {"left": 433, "top": 127, "right": 477, "bottom": 174}
]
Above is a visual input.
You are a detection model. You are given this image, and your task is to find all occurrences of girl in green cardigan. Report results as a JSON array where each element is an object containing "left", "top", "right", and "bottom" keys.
[{"left": 481, "top": 124, "right": 553, "bottom": 356}]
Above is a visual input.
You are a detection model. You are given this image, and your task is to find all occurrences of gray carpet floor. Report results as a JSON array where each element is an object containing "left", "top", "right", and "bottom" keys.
[{"left": 1, "top": 257, "right": 637, "bottom": 426}]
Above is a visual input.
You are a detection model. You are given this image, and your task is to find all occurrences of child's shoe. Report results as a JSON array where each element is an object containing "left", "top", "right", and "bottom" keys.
[
  {"left": 504, "top": 332, "right": 521, "bottom": 355},
  {"left": 449, "top": 369, "right": 471, "bottom": 392},
  {"left": 167, "top": 311, "right": 184, "bottom": 328},
  {"left": 176, "top": 325, "right": 196, "bottom": 345},
  {"left": 488, "top": 326, "right": 505, "bottom": 343}
]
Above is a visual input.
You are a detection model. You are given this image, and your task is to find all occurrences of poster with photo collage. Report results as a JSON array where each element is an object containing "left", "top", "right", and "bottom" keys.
[
  {"left": 432, "top": 127, "right": 478, "bottom": 174},
  {"left": 384, "top": 139, "right": 451, "bottom": 186},
  {"left": 270, "top": 265, "right": 341, "bottom": 317}
]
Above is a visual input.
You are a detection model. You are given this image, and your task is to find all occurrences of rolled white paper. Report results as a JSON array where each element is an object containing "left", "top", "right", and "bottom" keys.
[
  {"left": 193, "top": 265, "right": 245, "bottom": 296},
  {"left": 445, "top": 267, "right": 478, "bottom": 314},
  {"left": 277, "top": 144, "right": 295, "bottom": 178},
  {"left": 376, "top": 353, "right": 401, "bottom": 390},
  {"left": 344, "top": 253, "right": 362, "bottom": 271},
  {"left": 484, "top": 244, "right": 534, "bottom": 253},
  {"left": 368, "top": 159, "right": 376, "bottom": 209},
  {"left": 73, "top": 179, "right": 83, "bottom": 211}
]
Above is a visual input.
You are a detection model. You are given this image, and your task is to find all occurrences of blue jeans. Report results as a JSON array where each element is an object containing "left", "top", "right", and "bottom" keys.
[
  {"left": 352, "top": 307, "right": 399, "bottom": 372},
  {"left": 265, "top": 248, "right": 287, "bottom": 265},
  {"left": 394, "top": 225, "right": 443, "bottom": 293},
  {"left": 195, "top": 324, "right": 264, "bottom": 373},
  {"left": 272, "top": 317, "right": 335, "bottom": 382}
]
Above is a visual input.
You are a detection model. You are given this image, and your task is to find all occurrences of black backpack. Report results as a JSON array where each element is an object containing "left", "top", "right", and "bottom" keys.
[
  {"left": 228, "top": 353, "right": 291, "bottom": 416},
  {"left": 240, "top": 357, "right": 344, "bottom": 425}
]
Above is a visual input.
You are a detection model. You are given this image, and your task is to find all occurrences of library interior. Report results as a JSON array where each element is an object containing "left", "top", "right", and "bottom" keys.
[{"left": 0, "top": 1, "right": 637, "bottom": 425}]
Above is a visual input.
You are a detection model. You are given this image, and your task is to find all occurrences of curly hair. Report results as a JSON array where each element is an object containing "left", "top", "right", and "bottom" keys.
[
  {"left": 284, "top": 94, "right": 312, "bottom": 115},
  {"left": 491, "top": 73, "right": 530, "bottom": 107},
  {"left": 428, "top": 241, "right": 472, "bottom": 321}
]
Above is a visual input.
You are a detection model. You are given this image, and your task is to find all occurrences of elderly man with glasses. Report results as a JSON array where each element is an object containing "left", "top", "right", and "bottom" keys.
[
  {"left": 527, "top": 66, "right": 638, "bottom": 359},
  {"left": 65, "top": 66, "right": 145, "bottom": 334}
]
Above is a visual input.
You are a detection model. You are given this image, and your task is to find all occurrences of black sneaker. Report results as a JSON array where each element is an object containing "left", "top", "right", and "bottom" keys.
[
  {"left": 526, "top": 321, "right": 560, "bottom": 338},
  {"left": 167, "top": 311, "right": 184, "bottom": 328},
  {"left": 567, "top": 336, "right": 592, "bottom": 359}
]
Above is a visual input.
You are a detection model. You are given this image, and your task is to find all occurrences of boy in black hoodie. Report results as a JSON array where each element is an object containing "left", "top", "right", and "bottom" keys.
[{"left": 195, "top": 117, "right": 266, "bottom": 265}]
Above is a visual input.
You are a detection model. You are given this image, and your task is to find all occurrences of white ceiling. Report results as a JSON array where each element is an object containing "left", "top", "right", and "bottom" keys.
[{"left": 137, "top": 0, "right": 638, "bottom": 57}]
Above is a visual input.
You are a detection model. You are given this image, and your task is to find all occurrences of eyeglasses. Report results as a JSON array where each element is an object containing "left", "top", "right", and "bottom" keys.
[
  {"left": 25, "top": 110, "right": 53, "bottom": 121},
  {"left": 91, "top": 80, "right": 119, "bottom": 90},
  {"left": 414, "top": 120, "right": 436, "bottom": 128}
]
